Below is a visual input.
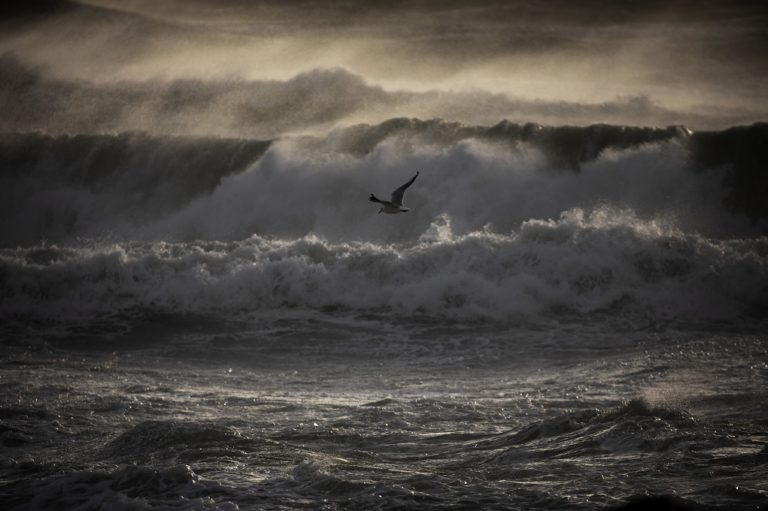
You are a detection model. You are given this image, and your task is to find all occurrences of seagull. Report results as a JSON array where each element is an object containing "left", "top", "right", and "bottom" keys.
[{"left": 369, "top": 172, "right": 419, "bottom": 214}]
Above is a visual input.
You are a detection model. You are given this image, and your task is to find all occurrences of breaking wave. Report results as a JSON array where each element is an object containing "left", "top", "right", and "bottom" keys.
[
  {"left": 1, "top": 121, "right": 767, "bottom": 249},
  {"left": 2, "top": 119, "right": 766, "bottom": 326},
  {"left": 2, "top": 208, "right": 766, "bottom": 323}
]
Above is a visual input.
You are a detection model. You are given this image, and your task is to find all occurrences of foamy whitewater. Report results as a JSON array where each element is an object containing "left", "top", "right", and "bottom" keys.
[{"left": 2, "top": 119, "right": 767, "bottom": 510}]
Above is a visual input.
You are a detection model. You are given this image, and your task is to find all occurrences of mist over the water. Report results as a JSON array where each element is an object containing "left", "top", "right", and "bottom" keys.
[
  {"left": 2, "top": 3, "right": 768, "bottom": 511},
  {"left": 2, "top": 0, "right": 768, "bottom": 132}
]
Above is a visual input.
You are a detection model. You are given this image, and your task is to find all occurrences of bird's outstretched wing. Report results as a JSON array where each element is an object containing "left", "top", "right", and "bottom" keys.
[{"left": 390, "top": 172, "right": 419, "bottom": 206}]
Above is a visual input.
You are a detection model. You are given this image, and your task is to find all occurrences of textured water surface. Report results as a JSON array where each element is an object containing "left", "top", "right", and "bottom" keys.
[{"left": 1, "top": 315, "right": 766, "bottom": 510}]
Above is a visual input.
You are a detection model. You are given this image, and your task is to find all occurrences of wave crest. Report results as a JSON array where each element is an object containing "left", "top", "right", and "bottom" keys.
[{"left": 2, "top": 208, "right": 765, "bottom": 323}]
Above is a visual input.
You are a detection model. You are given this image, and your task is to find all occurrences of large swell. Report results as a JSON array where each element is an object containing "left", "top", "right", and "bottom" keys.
[
  {"left": 2, "top": 120, "right": 767, "bottom": 326},
  {"left": 0, "top": 132, "right": 271, "bottom": 247},
  {"left": 2, "top": 121, "right": 767, "bottom": 249}
]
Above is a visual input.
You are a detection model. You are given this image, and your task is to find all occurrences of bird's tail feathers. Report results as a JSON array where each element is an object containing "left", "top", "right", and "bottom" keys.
[{"left": 369, "top": 193, "right": 382, "bottom": 203}]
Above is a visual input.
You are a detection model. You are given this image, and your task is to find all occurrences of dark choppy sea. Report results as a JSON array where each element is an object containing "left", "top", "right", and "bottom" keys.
[{"left": 2, "top": 317, "right": 767, "bottom": 510}]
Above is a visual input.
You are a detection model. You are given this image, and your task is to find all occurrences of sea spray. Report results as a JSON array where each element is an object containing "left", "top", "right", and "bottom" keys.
[{"left": 2, "top": 208, "right": 765, "bottom": 323}]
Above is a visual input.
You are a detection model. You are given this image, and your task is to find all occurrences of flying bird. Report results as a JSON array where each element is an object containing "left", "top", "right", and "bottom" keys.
[{"left": 369, "top": 172, "right": 419, "bottom": 214}]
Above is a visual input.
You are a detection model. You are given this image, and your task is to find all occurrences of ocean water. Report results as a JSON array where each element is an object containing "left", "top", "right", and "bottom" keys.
[{"left": 1, "top": 121, "right": 767, "bottom": 510}]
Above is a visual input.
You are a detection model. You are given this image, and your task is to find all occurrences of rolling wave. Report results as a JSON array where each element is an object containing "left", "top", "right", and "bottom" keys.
[
  {"left": 0, "top": 132, "right": 270, "bottom": 247},
  {"left": 1, "top": 122, "right": 766, "bottom": 248},
  {"left": 2, "top": 209, "right": 765, "bottom": 323}
]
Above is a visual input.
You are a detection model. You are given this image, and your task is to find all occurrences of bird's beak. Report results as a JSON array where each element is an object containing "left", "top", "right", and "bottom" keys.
[{"left": 378, "top": 208, "right": 383, "bottom": 214}]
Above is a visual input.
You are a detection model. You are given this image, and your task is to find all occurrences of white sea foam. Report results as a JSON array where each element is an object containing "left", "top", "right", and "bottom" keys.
[{"left": 2, "top": 207, "right": 765, "bottom": 323}]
